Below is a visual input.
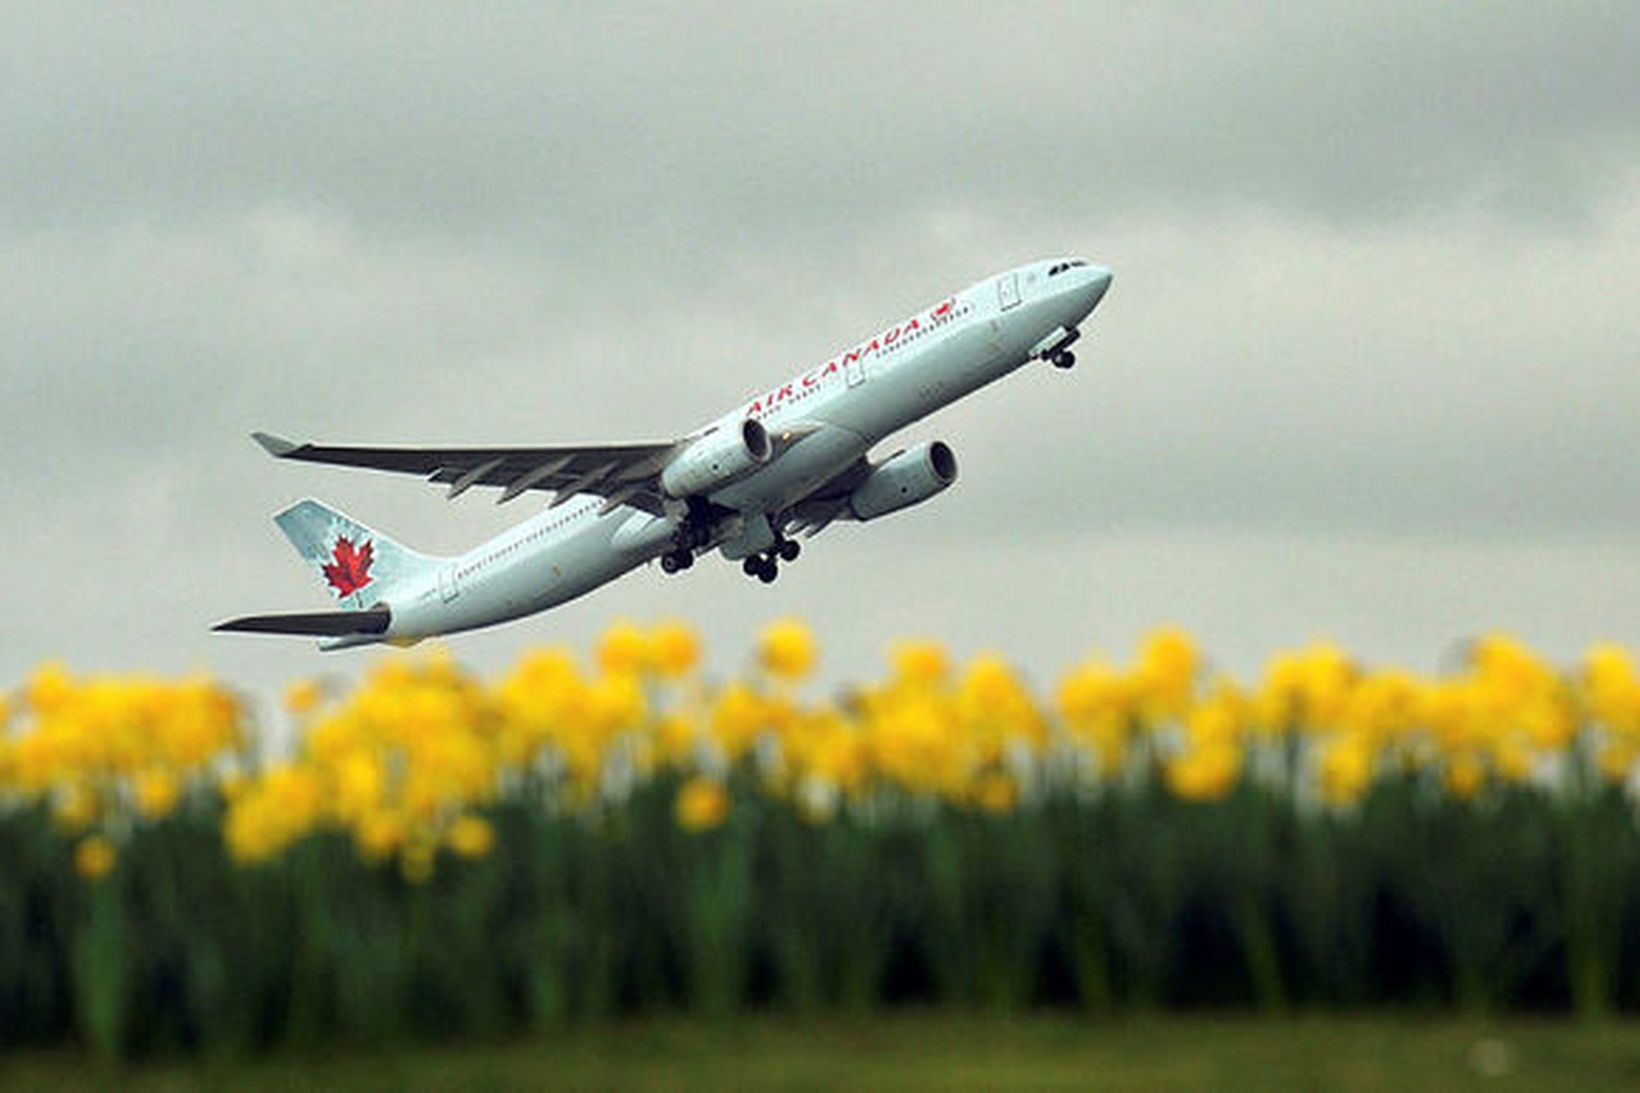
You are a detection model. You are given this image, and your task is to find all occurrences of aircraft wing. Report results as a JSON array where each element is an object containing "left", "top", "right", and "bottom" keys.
[{"left": 252, "top": 432, "right": 679, "bottom": 514}]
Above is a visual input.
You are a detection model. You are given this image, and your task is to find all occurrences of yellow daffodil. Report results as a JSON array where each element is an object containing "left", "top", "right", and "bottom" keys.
[
  {"left": 284, "top": 678, "right": 323, "bottom": 716},
  {"left": 758, "top": 618, "right": 816, "bottom": 682},
  {"left": 15, "top": 624, "right": 1640, "bottom": 882},
  {"left": 1317, "top": 736, "right": 1375, "bottom": 807},
  {"left": 1135, "top": 627, "right": 1200, "bottom": 720},
  {"left": 597, "top": 620, "right": 651, "bottom": 676},
  {"left": 74, "top": 835, "right": 116, "bottom": 881},
  {"left": 890, "top": 639, "right": 950, "bottom": 688},
  {"left": 1444, "top": 753, "right": 1487, "bottom": 800},
  {"left": 650, "top": 620, "right": 702, "bottom": 678},
  {"left": 133, "top": 768, "right": 181, "bottom": 820},
  {"left": 971, "top": 770, "right": 1020, "bottom": 815},
  {"left": 675, "top": 776, "right": 731, "bottom": 831},
  {"left": 1166, "top": 741, "right": 1242, "bottom": 802},
  {"left": 446, "top": 815, "right": 496, "bottom": 859}
]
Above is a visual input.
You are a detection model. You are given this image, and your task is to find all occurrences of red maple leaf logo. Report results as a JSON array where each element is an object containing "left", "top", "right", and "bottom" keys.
[{"left": 322, "top": 536, "right": 374, "bottom": 598}]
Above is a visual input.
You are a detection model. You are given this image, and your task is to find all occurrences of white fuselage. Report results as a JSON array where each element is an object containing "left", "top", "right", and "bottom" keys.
[{"left": 383, "top": 258, "right": 1112, "bottom": 642}]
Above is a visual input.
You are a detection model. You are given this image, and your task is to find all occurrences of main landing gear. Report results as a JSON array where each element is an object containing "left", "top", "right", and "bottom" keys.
[
  {"left": 660, "top": 497, "right": 716, "bottom": 576},
  {"left": 741, "top": 536, "right": 801, "bottom": 584}
]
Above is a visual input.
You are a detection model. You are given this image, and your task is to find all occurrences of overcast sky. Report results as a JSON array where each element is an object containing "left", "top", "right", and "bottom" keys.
[{"left": 3, "top": 3, "right": 1638, "bottom": 707}]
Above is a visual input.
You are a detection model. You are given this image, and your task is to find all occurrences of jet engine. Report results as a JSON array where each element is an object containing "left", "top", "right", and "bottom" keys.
[
  {"left": 661, "top": 418, "right": 773, "bottom": 498},
  {"left": 848, "top": 441, "right": 958, "bottom": 521}
]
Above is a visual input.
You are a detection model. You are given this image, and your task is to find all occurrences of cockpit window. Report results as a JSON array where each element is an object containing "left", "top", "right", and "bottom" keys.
[{"left": 1047, "top": 260, "right": 1088, "bottom": 277}]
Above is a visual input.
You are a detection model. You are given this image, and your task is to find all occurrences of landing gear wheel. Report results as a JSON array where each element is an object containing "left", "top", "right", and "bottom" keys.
[
  {"left": 742, "top": 557, "right": 761, "bottom": 578},
  {"left": 757, "top": 559, "right": 779, "bottom": 584},
  {"left": 1051, "top": 351, "right": 1076, "bottom": 370},
  {"left": 661, "top": 552, "right": 682, "bottom": 575},
  {"left": 677, "top": 550, "right": 694, "bottom": 570},
  {"left": 778, "top": 539, "right": 801, "bottom": 563}
]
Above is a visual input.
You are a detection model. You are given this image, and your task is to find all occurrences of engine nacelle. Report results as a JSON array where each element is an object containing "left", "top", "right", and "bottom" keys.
[
  {"left": 661, "top": 418, "right": 772, "bottom": 499},
  {"left": 848, "top": 441, "right": 958, "bottom": 521}
]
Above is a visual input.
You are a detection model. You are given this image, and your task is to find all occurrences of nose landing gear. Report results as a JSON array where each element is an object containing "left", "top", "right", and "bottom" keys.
[
  {"left": 660, "top": 549, "right": 695, "bottom": 574},
  {"left": 1040, "top": 326, "right": 1081, "bottom": 370}
]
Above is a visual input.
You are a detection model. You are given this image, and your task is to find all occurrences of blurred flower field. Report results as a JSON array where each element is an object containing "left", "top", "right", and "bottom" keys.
[{"left": 5, "top": 621, "right": 1640, "bottom": 1057}]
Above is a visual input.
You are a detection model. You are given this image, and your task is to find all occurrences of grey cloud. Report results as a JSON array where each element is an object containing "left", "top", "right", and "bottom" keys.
[
  {"left": 3, "top": 4, "right": 1636, "bottom": 256},
  {"left": 2, "top": 4, "right": 1638, "bottom": 691}
]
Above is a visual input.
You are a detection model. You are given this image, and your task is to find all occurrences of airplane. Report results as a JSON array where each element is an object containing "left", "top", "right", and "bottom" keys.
[{"left": 215, "top": 257, "right": 1113, "bottom": 649}]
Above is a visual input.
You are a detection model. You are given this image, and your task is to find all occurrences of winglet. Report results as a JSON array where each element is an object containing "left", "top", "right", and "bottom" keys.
[{"left": 252, "top": 431, "right": 300, "bottom": 458}]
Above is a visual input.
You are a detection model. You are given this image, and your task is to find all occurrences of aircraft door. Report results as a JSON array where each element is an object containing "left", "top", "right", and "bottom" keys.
[
  {"left": 998, "top": 272, "right": 1021, "bottom": 311},
  {"left": 846, "top": 354, "right": 867, "bottom": 388},
  {"left": 438, "top": 564, "right": 460, "bottom": 603}
]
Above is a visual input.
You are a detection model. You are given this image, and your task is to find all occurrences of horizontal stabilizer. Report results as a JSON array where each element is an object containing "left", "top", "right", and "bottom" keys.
[{"left": 213, "top": 606, "right": 391, "bottom": 637}]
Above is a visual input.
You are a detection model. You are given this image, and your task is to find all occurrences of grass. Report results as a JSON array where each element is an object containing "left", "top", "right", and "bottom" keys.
[{"left": 5, "top": 1015, "right": 1640, "bottom": 1091}]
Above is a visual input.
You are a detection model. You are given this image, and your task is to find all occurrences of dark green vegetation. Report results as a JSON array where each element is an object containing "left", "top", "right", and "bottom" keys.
[
  {"left": 4, "top": 1017, "right": 1640, "bottom": 1091},
  {"left": 5, "top": 777, "right": 1640, "bottom": 1059}
]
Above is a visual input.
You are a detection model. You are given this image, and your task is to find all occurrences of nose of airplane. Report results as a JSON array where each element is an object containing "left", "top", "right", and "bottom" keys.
[{"left": 1081, "top": 265, "right": 1113, "bottom": 316}]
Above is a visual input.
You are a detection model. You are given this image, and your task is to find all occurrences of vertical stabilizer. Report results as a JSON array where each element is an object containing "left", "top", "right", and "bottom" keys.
[{"left": 274, "top": 498, "right": 439, "bottom": 609}]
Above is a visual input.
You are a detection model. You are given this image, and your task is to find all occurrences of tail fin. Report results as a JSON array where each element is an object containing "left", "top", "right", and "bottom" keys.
[{"left": 274, "top": 498, "right": 439, "bottom": 609}]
